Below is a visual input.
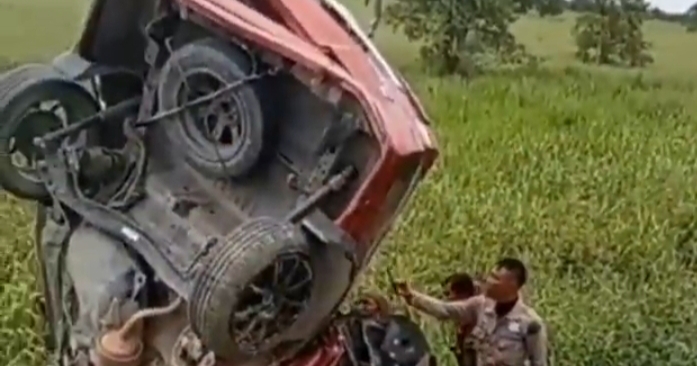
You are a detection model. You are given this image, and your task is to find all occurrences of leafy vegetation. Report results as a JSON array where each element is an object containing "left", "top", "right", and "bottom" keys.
[
  {"left": 3, "top": 0, "right": 697, "bottom": 366},
  {"left": 572, "top": 0, "right": 653, "bottom": 67},
  {"left": 367, "top": 67, "right": 697, "bottom": 366},
  {"left": 385, "top": 0, "right": 663, "bottom": 74},
  {"left": 685, "top": 3, "right": 697, "bottom": 32},
  {"left": 384, "top": 0, "right": 532, "bottom": 76}
]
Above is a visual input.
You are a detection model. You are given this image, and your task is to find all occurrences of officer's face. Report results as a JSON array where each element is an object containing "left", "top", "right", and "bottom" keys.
[{"left": 484, "top": 267, "right": 518, "bottom": 301}]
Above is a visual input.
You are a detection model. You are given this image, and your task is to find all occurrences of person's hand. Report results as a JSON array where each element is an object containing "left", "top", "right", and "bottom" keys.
[{"left": 394, "top": 281, "right": 413, "bottom": 302}]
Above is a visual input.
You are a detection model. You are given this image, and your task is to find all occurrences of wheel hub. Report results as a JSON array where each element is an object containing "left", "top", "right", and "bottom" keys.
[
  {"left": 10, "top": 109, "right": 63, "bottom": 182},
  {"left": 200, "top": 98, "right": 242, "bottom": 146},
  {"left": 180, "top": 72, "right": 245, "bottom": 151},
  {"left": 229, "top": 252, "right": 313, "bottom": 352}
]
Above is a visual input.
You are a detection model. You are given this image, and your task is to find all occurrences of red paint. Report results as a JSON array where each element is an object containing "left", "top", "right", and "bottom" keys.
[
  {"left": 284, "top": 329, "right": 346, "bottom": 366},
  {"left": 214, "top": 326, "right": 346, "bottom": 366},
  {"left": 174, "top": 1, "right": 439, "bottom": 364},
  {"left": 177, "top": 0, "right": 438, "bottom": 262}
]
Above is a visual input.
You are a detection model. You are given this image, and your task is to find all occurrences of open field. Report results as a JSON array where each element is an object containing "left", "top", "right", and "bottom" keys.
[{"left": 1, "top": 0, "right": 697, "bottom": 365}]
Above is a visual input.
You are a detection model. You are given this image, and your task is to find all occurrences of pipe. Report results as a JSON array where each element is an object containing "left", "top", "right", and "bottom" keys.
[{"left": 96, "top": 297, "right": 183, "bottom": 366}]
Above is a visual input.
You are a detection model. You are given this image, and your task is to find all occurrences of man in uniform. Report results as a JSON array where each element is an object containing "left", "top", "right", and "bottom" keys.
[
  {"left": 396, "top": 258, "right": 547, "bottom": 366},
  {"left": 442, "top": 273, "right": 481, "bottom": 366}
]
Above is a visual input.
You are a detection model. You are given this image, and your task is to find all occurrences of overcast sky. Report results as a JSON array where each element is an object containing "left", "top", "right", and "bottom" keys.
[{"left": 648, "top": 0, "right": 693, "bottom": 12}]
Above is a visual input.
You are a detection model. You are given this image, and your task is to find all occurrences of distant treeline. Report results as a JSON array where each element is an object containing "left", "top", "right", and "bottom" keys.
[{"left": 564, "top": 0, "right": 696, "bottom": 25}]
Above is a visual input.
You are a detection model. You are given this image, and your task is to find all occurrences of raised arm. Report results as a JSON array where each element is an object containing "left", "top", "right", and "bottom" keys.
[{"left": 408, "top": 291, "right": 482, "bottom": 324}]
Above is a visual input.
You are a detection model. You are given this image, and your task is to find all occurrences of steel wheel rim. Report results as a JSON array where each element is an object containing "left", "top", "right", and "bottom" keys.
[
  {"left": 176, "top": 70, "right": 246, "bottom": 156},
  {"left": 229, "top": 252, "right": 313, "bottom": 352},
  {"left": 9, "top": 104, "right": 67, "bottom": 183}
]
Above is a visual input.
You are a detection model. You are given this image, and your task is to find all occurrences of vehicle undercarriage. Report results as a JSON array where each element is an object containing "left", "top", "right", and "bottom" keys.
[{"left": 0, "top": 0, "right": 437, "bottom": 365}]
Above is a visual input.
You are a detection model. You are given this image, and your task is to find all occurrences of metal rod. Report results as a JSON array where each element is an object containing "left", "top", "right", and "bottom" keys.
[
  {"left": 285, "top": 166, "right": 355, "bottom": 224},
  {"left": 133, "top": 71, "right": 271, "bottom": 128},
  {"left": 117, "top": 297, "right": 183, "bottom": 340},
  {"left": 34, "top": 96, "right": 141, "bottom": 147}
]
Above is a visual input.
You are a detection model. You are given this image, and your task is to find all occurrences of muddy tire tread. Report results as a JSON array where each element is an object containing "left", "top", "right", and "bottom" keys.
[
  {"left": 188, "top": 217, "right": 311, "bottom": 361},
  {"left": 158, "top": 37, "right": 264, "bottom": 179}
]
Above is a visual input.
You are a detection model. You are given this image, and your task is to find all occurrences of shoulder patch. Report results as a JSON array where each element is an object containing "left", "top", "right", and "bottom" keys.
[{"left": 527, "top": 321, "right": 541, "bottom": 335}]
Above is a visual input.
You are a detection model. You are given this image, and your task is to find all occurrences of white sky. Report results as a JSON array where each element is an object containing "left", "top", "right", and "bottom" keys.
[{"left": 648, "top": 0, "right": 693, "bottom": 13}]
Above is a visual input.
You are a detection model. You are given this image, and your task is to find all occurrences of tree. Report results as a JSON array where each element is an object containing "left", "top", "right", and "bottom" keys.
[
  {"left": 536, "top": 0, "right": 566, "bottom": 16},
  {"left": 569, "top": 0, "right": 596, "bottom": 12},
  {"left": 385, "top": 0, "right": 532, "bottom": 76},
  {"left": 686, "top": 2, "right": 697, "bottom": 32},
  {"left": 572, "top": 0, "right": 653, "bottom": 67}
]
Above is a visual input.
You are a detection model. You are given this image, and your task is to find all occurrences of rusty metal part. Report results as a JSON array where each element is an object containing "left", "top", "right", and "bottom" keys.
[
  {"left": 96, "top": 297, "right": 183, "bottom": 366},
  {"left": 197, "top": 352, "right": 216, "bottom": 366},
  {"left": 285, "top": 166, "right": 355, "bottom": 223},
  {"left": 146, "top": 305, "right": 188, "bottom": 366},
  {"left": 171, "top": 326, "right": 205, "bottom": 366},
  {"left": 96, "top": 329, "right": 144, "bottom": 366},
  {"left": 169, "top": 326, "right": 218, "bottom": 366}
]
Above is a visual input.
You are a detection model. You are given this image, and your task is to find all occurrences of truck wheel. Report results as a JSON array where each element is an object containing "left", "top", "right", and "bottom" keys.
[
  {"left": 188, "top": 217, "right": 314, "bottom": 361},
  {"left": 158, "top": 38, "right": 264, "bottom": 179},
  {"left": 0, "top": 64, "right": 100, "bottom": 201}
]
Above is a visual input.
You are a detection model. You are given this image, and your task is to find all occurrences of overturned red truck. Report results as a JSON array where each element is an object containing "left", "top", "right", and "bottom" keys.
[{"left": 0, "top": 0, "right": 437, "bottom": 365}]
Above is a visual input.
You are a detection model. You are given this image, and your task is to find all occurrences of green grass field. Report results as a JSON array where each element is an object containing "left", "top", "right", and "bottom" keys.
[{"left": 2, "top": 0, "right": 697, "bottom": 365}]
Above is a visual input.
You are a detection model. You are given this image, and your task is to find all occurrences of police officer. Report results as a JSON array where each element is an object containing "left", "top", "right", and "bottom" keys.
[
  {"left": 396, "top": 258, "right": 547, "bottom": 366},
  {"left": 442, "top": 273, "right": 480, "bottom": 366}
]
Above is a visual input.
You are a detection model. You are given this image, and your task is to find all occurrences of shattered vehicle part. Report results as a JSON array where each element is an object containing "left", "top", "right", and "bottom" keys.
[{"left": 1, "top": 0, "right": 438, "bottom": 365}]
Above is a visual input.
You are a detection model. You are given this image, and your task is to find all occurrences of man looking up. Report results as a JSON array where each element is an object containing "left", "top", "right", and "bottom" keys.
[{"left": 396, "top": 258, "right": 547, "bottom": 366}]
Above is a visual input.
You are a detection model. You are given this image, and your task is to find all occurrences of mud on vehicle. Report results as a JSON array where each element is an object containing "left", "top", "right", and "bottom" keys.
[{"left": 0, "top": 0, "right": 437, "bottom": 365}]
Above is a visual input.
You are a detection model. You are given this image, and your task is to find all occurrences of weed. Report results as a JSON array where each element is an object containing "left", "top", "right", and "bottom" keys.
[
  {"left": 360, "top": 68, "right": 697, "bottom": 366},
  {"left": 1, "top": 1, "right": 697, "bottom": 366}
]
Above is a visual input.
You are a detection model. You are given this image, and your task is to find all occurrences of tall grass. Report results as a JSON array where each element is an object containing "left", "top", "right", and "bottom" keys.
[
  {"left": 1, "top": 0, "right": 697, "bottom": 365},
  {"left": 360, "top": 67, "right": 697, "bottom": 366}
]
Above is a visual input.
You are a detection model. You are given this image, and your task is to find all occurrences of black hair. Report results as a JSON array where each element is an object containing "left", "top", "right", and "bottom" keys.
[
  {"left": 495, "top": 257, "right": 527, "bottom": 287},
  {"left": 443, "top": 272, "right": 476, "bottom": 297}
]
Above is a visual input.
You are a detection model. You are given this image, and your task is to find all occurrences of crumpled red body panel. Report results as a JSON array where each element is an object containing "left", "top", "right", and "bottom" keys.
[{"left": 176, "top": 0, "right": 437, "bottom": 259}]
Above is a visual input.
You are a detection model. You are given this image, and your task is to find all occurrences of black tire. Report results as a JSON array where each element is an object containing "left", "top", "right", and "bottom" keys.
[
  {"left": 158, "top": 38, "right": 264, "bottom": 179},
  {"left": 0, "top": 64, "right": 100, "bottom": 201},
  {"left": 188, "top": 217, "right": 313, "bottom": 362}
]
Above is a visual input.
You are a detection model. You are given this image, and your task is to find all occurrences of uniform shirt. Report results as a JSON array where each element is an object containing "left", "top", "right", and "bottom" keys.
[
  {"left": 410, "top": 293, "right": 547, "bottom": 366},
  {"left": 454, "top": 324, "right": 477, "bottom": 366}
]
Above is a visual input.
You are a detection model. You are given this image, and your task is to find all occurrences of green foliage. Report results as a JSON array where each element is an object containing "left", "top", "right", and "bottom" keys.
[
  {"left": 569, "top": 0, "right": 600, "bottom": 12},
  {"left": 6, "top": 59, "right": 697, "bottom": 366},
  {"left": 648, "top": 7, "right": 687, "bottom": 24},
  {"left": 362, "top": 67, "right": 697, "bottom": 366},
  {"left": 686, "top": 3, "right": 697, "bottom": 32},
  {"left": 3, "top": 2, "right": 697, "bottom": 366},
  {"left": 572, "top": 0, "right": 653, "bottom": 67},
  {"left": 385, "top": 0, "right": 532, "bottom": 76},
  {"left": 0, "top": 195, "right": 45, "bottom": 366},
  {"left": 535, "top": 0, "right": 566, "bottom": 17}
]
